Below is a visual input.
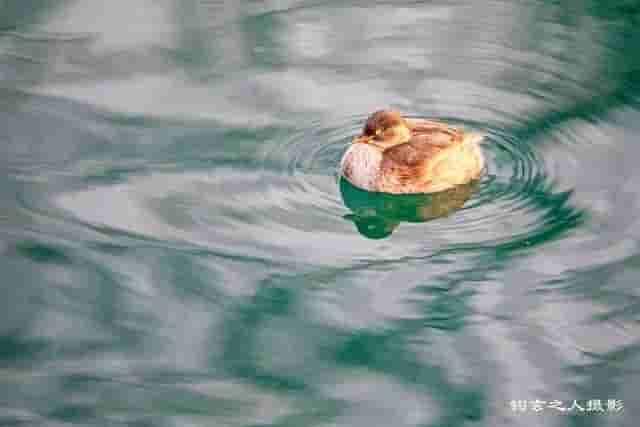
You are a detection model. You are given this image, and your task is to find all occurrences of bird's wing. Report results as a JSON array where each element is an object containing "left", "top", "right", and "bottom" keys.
[{"left": 378, "top": 128, "right": 476, "bottom": 193}]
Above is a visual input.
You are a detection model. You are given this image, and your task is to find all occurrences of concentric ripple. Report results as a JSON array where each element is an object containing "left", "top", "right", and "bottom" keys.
[
  {"left": 256, "top": 114, "right": 362, "bottom": 213},
  {"left": 44, "top": 112, "right": 585, "bottom": 265},
  {"left": 253, "top": 114, "right": 583, "bottom": 251}
]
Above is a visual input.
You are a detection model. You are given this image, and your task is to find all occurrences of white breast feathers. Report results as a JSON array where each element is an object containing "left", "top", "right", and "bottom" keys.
[{"left": 340, "top": 143, "right": 383, "bottom": 192}]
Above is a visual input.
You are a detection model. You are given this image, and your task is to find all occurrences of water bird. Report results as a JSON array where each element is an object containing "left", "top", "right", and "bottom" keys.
[{"left": 340, "top": 110, "right": 485, "bottom": 194}]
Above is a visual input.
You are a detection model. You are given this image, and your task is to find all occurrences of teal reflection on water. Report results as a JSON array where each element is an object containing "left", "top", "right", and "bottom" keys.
[{"left": 340, "top": 177, "right": 478, "bottom": 239}]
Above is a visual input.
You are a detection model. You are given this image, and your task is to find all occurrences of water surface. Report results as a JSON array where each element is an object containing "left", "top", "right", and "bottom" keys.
[{"left": 1, "top": 1, "right": 640, "bottom": 426}]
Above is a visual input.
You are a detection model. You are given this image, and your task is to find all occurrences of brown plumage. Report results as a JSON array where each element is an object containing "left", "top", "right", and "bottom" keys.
[
  {"left": 363, "top": 110, "right": 405, "bottom": 136},
  {"left": 340, "top": 110, "right": 485, "bottom": 194}
]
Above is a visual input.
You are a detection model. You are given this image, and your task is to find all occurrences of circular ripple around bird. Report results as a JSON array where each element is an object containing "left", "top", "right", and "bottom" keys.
[
  {"left": 41, "top": 113, "right": 584, "bottom": 264},
  {"left": 256, "top": 114, "right": 583, "bottom": 253}
]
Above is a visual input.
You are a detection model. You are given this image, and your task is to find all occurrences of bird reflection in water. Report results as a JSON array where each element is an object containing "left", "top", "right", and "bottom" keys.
[{"left": 340, "top": 177, "right": 477, "bottom": 239}]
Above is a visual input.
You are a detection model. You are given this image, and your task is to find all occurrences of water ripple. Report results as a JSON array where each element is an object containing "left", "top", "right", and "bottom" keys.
[
  {"left": 252, "top": 113, "right": 583, "bottom": 250},
  {"left": 5, "top": 0, "right": 639, "bottom": 424}
]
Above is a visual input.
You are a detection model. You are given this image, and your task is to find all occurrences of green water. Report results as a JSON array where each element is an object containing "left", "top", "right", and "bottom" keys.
[{"left": 1, "top": 1, "right": 640, "bottom": 426}]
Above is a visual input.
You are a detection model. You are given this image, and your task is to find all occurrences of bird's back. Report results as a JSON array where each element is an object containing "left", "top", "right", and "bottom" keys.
[{"left": 377, "top": 128, "right": 483, "bottom": 194}]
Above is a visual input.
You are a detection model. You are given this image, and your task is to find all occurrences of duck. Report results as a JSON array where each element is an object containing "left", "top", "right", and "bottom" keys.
[{"left": 340, "top": 110, "right": 485, "bottom": 194}]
